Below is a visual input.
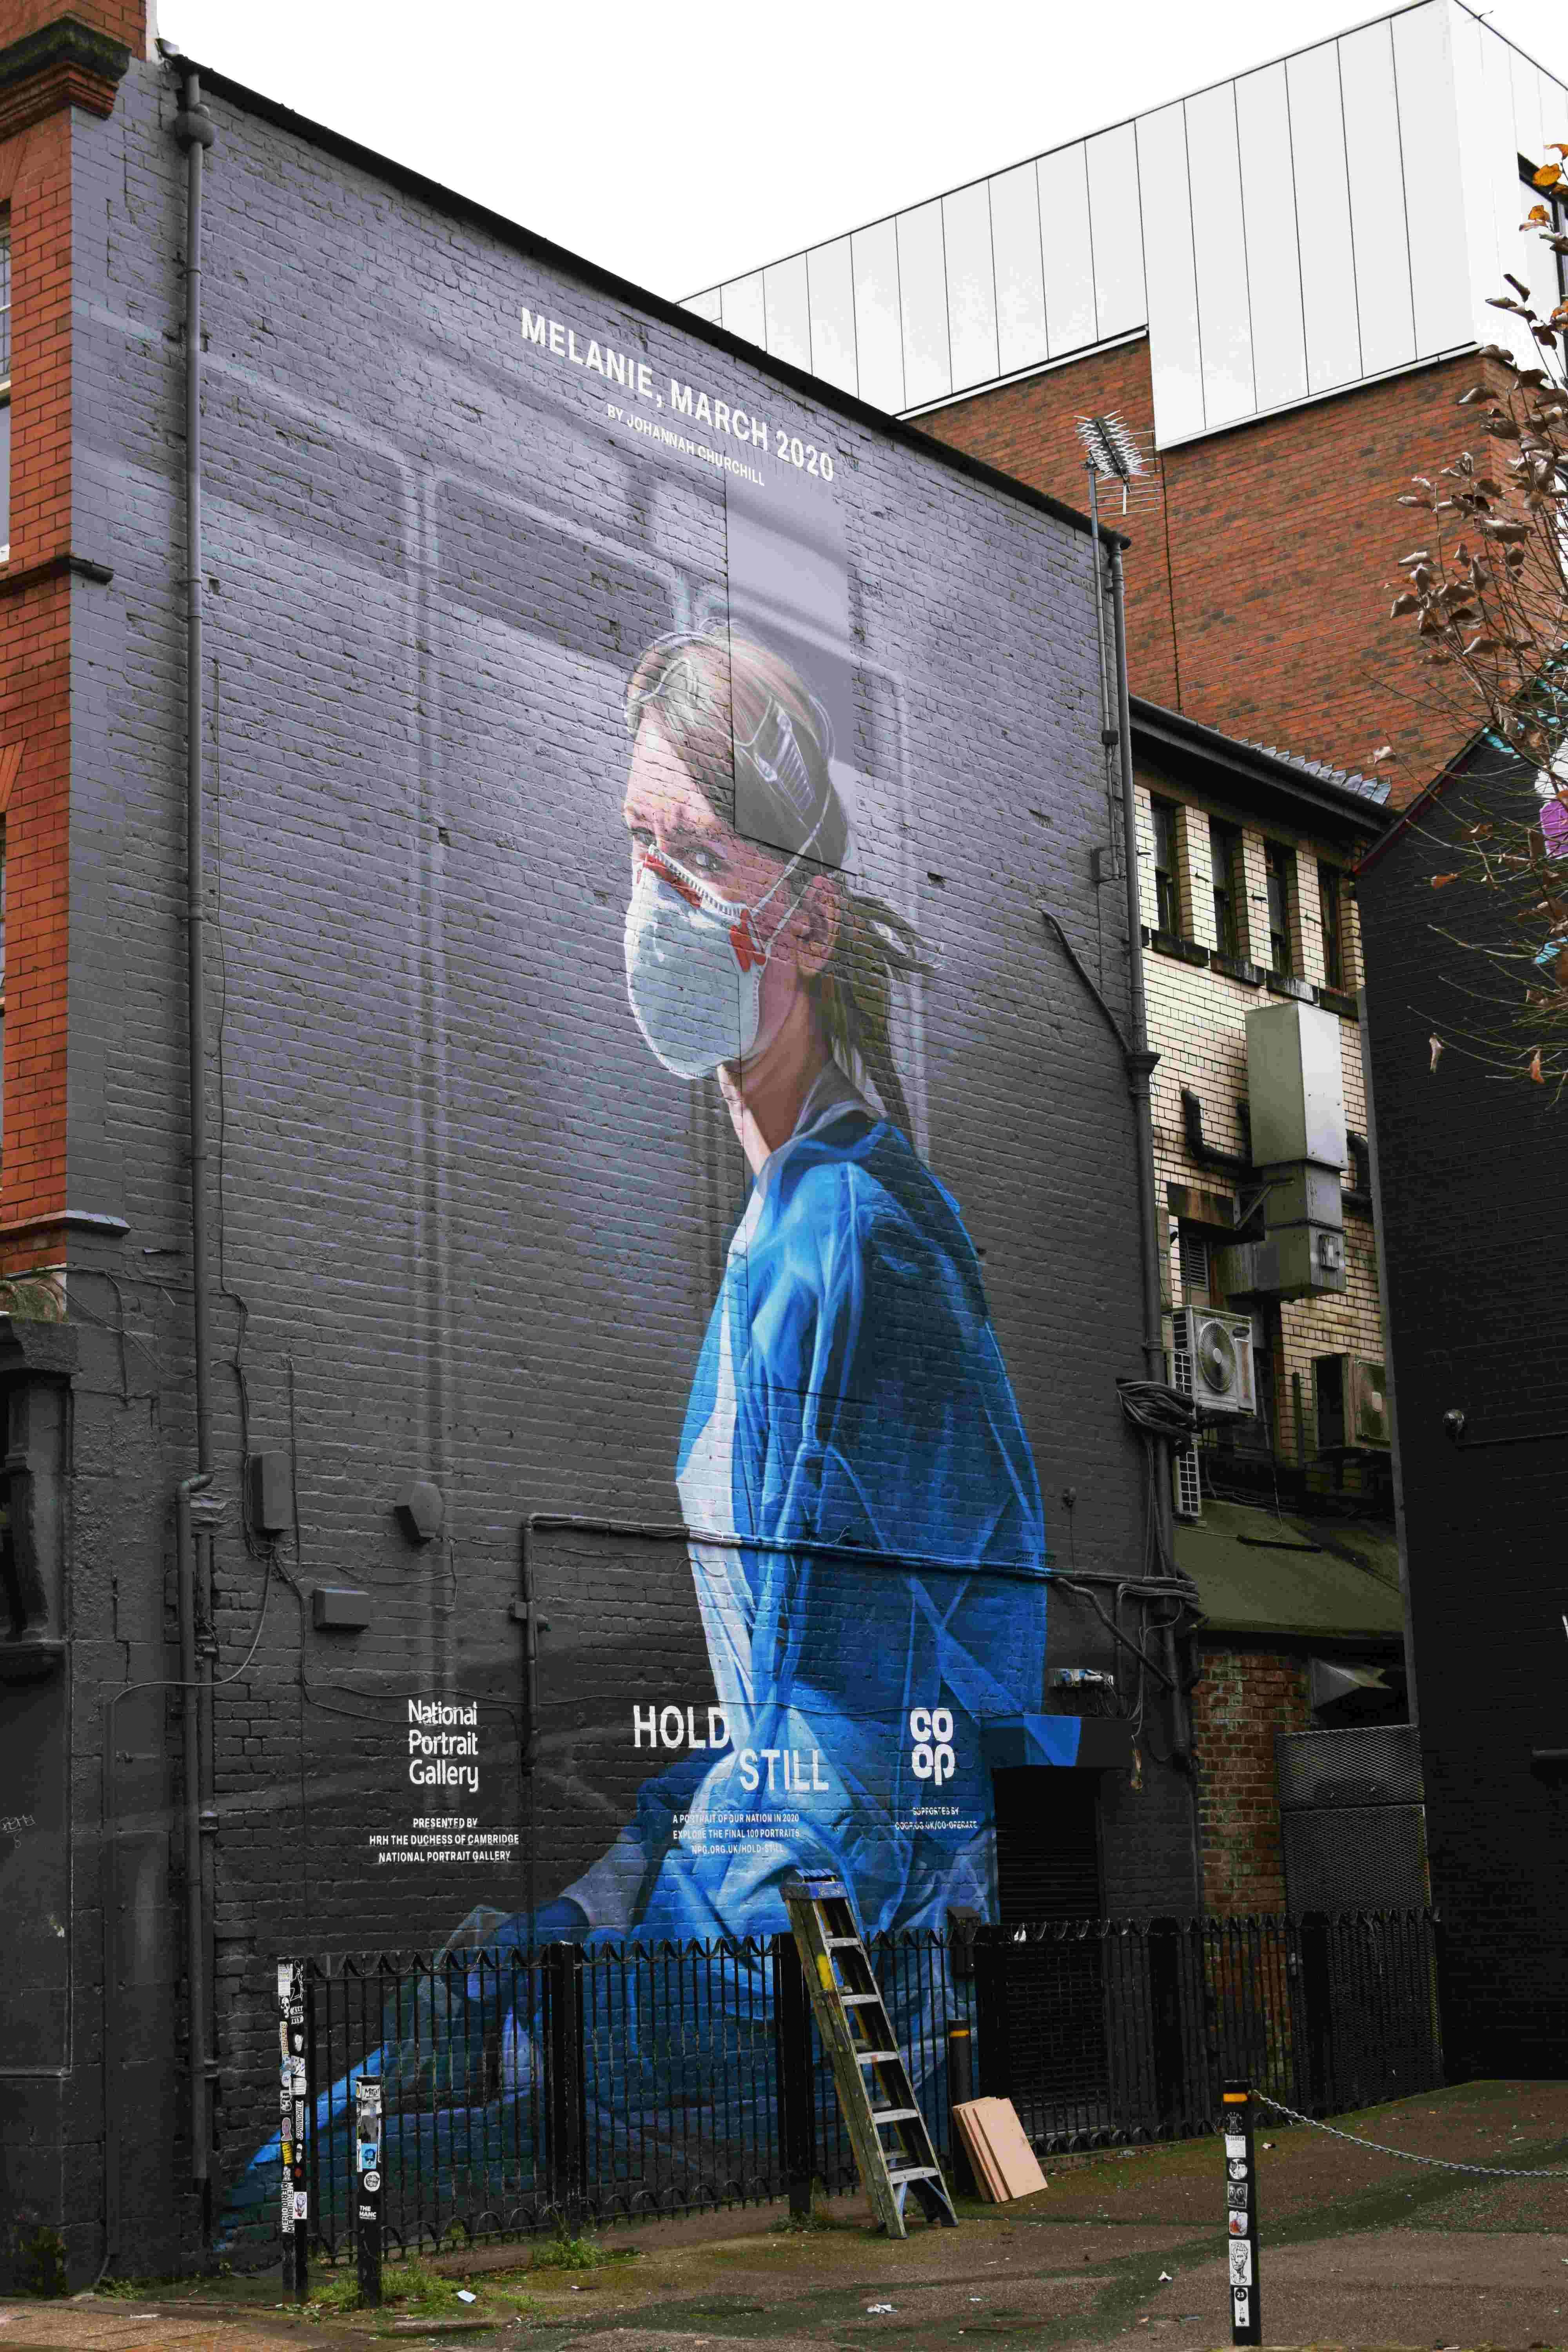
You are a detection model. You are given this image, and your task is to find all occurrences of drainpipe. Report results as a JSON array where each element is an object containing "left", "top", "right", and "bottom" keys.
[
  {"left": 173, "top": 67, "right": 217, "bottom": 2223},
  {"left": 1108, "top": 534, "right": 1191, "bottom": 1773}
]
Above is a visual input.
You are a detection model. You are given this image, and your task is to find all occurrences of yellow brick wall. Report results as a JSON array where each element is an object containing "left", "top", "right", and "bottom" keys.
[{"left": 1134, "top": 758, "right": 1384, "bottom": 1477}]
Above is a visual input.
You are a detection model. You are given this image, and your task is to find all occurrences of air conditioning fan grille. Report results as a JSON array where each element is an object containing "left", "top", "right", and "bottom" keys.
[{"left": 1173, "top": 1440, "right": 1202, "bottom": 1521}]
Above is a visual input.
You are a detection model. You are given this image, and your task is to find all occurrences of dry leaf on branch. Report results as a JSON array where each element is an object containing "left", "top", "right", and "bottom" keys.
[{"left": 1429, "top": 1034, "right": 1445, "bottom": 1073}]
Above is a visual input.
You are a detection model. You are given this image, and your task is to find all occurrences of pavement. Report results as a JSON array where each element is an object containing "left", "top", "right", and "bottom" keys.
[{"left": 5, "top": 2078, "right": 1568, "bottom": 2351}]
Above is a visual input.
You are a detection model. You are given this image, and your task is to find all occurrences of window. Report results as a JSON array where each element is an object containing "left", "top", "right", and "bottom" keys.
[
  {"left": 1319, "top": 865, "right": 1345, "bottom": 991},
  {"left": 1179, "top": 1225, "right": 1210, "bottom": 1305},
  {"left": 1264, "top": 842, "right": 1295, "bottom": 976},
  {"left": 0, "top": 225, "right": 9, "bottom": 561},
  {"left": 1150, "top": 797, "right": 1178, "bottom": 934},
  {"left": 1210, "top": 819, "right": 1243, "bottom": 960}
]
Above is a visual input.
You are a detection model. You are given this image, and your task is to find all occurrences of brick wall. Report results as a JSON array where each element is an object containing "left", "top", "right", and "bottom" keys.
[
  {"left": 1359, "top": 760, "right": 1568, "bottom": 2074},
  {"left": 1131, "top": 758, "right": 1387, "bottom": 1469},
  {"left": 1191, "top": 1645, "right": 1311, "bottom": 1914},
  {"left": 922, "top": 347, "right": 1489, "bottom": 799},
  {"left": 38, "top": 53, "right": 1190, "bottom": 2269}
]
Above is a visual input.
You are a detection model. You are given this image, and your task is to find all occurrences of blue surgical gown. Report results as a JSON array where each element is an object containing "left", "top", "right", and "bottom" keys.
[{"left": 563, "top": 1063, "right": 1051, "bottom": 1943}]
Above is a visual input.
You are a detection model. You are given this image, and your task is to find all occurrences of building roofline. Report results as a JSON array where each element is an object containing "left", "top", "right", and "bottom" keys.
[
  {"left": 160, "top": 49, "right": 1124, "bottom": 556},
  {"left": 1355, "top": 728, "right": 1528, "bottom": 875},
  {"left": 684, "top": 0, "right": 1564, "bottom": 308},
  {"left": 1131, "top": 698, "right": 1393, "bottom": 837}
]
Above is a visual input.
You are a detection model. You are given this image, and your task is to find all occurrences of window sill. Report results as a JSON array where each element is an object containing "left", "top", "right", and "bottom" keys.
[
  {"left": 1211, "top": 954, "right": 1266, "bottom": 987},
  {"left": 1318, "top": 985, "right": 1358, "bottom": 1020},
  {"left": 1266, "top": 972, "right": 1315, "bottom": 1002},
  {"left": 1149, "top": 929, "right": 1210, "bottom": 968}
]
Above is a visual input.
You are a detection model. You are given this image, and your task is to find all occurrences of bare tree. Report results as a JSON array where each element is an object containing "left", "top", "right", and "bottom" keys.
[{"left": 1379, "top": 154, "right": 1568, "bottom": 1088}]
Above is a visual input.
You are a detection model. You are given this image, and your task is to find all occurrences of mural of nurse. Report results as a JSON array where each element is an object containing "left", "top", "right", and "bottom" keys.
[
  {"left": 535, "top": 629, "right": 1053, "bottom": 1948},
  {"left": 223, "top": 631, "right": 1056, "bottom": 2237}
]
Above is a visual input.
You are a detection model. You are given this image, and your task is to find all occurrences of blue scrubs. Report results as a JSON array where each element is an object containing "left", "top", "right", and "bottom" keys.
[{"left": 563, "top": 1064, "right": 1051, "bottom": 1942}]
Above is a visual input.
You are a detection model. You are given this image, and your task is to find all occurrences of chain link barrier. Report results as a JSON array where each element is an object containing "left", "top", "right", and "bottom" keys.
[{"left": 1253, "top": 2091, "right": 1568, "bottom": 2178}]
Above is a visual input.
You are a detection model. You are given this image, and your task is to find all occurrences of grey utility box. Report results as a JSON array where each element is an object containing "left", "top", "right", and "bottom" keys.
[
  {"left": 1219, "top": 1000, "right": 1349, "bottom": 1301},
  {"left": 1246, "top": 1000, "right": 1347, "bottom": 1170}
]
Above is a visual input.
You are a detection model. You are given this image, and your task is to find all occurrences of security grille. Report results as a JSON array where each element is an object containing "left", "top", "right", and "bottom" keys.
[{"left": 1276, "top": 1725, "right": 1427, "bottom": 1911}]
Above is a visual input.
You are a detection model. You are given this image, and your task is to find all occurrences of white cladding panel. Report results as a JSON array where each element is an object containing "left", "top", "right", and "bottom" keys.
[
  {"left": 1036, "top": 142, "right": 1098, "bottom": 356},
  {"left": 944, "top": 180, "right": 1000, "bottom": 391},
  {"left": 1085, "top": 123, "right": 1147, "bottom": 337},
  {"left": 764, "top": 254, "right": 812, "bottom": 373},
  {"left": 807, "top": 239, "right": 858, "bottom": 397},
  {"left": 1136, "top": 103, "right": 1204, "bottom": 443},
  {"left": 1235, "top": 63, "right": 1308, "bottom": 412},
  {"left": 1340, "top": 20, "right": 1418, "bottom": 380},
  {"left": 684, "top": 288, "right": 722, "bottom": 325},
  {"left": 1288, "top": 42, "right": 1364, "bottom": 395},
  {"left": 721, "top": 272, "right": 766, "bottom": 351},
  {"left": 897, "top": 200, "right": 953, "bottom": 408},
  {"left": 1185, "top": 81, "right": 1256, "bottom": 428},
  {"left": 851, "top": 220, "right": 906, "bottom": 413},
  {"left": 1393, "top": 2, "right": 1472, "bottom": 357},
  {"left": 989, "top": 160, "right": 1049, "bottom": 377},
  {"left": 693, "top": 2, "right": 1565, "bottom": 436}
]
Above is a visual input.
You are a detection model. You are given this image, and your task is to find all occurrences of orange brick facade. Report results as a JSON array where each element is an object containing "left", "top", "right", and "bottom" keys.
[
  {"left": 1191, "top": 1646, "right": 1313, "bottom": 1915},
  {"left": 0, "top": 1, "right": 141, "bottom": 1267},
  {"left": 921, "top": 345, "right": 1488, "bottom": 802}
]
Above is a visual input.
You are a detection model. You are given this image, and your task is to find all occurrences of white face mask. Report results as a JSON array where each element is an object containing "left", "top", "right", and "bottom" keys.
[{"left": 623, "top": 842, "right": 812, "bottom": 1078}]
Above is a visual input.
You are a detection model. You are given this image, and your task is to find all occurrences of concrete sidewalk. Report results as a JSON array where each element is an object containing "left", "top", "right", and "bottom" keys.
[{"left": 5, "top": 2078, "right": 1567, "bottom": 2350}]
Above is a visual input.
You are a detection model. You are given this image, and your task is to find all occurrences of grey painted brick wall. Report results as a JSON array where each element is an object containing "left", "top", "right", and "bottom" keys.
[{"left": 31, "top": 54, "right": 1192, "bottom": 2270}]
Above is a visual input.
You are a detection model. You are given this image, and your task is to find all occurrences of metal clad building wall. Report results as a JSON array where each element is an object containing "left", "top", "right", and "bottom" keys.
[{"left": 683, "top": 1, "right": 1566, "bottom": 443}]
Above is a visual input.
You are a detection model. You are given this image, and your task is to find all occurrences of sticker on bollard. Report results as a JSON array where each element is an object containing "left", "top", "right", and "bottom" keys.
[
  {"left": 356, "top": 2076, "right": 383, "bottom": 2308},
  {"left": 277, "top": 1962, "right": 309, "bottom": 2305},
  {"left": 1222, "top": 2083, "right": 1260, "bottom": 2347}
]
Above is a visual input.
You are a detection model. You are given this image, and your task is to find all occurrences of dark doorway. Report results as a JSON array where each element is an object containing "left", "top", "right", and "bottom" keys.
[{"left": 988, "top": 1769, "right": 1110, "bottom": 2140}]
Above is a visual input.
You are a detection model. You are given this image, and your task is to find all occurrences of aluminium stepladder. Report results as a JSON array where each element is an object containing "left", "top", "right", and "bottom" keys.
[{"left": 781, "top": 1871, "right": 958, "bottom": 2238}]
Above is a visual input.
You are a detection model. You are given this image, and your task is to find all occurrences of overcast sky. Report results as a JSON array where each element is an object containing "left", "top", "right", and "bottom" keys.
[{"left": 155, "top": 0, "right": 1568, "bottom": 303}]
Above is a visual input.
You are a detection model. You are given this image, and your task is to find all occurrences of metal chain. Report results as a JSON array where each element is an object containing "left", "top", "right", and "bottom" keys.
[{"left": 1252, "top": 2092, "right": 1568, "bottom": 2178}]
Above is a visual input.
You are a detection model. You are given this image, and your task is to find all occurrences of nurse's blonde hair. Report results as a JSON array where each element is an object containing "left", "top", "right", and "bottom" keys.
[{"left": 626, "top": 631, "right": 929, "bottom": 1135}]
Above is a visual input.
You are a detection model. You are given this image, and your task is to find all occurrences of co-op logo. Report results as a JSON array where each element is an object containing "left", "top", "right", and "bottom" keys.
[{"left": 909, "top": 1708, "right": 956, "bottom": 1786}]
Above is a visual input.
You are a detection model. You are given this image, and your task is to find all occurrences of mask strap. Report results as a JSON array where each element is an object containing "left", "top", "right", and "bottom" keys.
[{"left": 746, "top": 796, "right": 831, "bottom": 968}]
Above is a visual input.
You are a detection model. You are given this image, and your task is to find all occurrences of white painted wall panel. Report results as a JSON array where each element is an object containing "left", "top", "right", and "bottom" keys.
[
  {"left": 1136, "top": 103, "right": 1205, "bottom": 441},
  {"left": 1037, "top": 143, "right": 1097, "bottom": 356},
  {"left": 1236, "top": 64, "right": 1308, "bottom": 412},
  {"left": 943, "top": 180, "right": 1000, "bottom": 390},
  {"left": 851, "top": 220, "right": 905, "bottom": 412},
  {"left": 897, "top": 201, "right": 952, "bottom": 408},
  {"left": 1085, "top": 122, "right": 1147, "bottom": 337},
  {"left": 1474, "top": 18, "right": 1536, "bottom": 366},
  {"left": 1185, "top": 82, "right": 1256, "bottom": 428},
  {"left": 1287, "top": 43, "right": 1363, "bottom": 392},
  {"left": 807, "top": 239, "right": 858, "bottom": 397},
  {"left": 764, "top": 253, "right": 813, "bottom": 372},
  {"left": 1340, "top": 20, "right": 1417, "bottom": 378},
  {"left": 684, "top": 289, "right": 722, "bottom": 325},
  {"left": 721, "top": 272, "right": 766, "bottom": 353},
  {"left": 989, "top": 160, "right": 1048, "bottom": 378},
  {"left": 1510, "top": 42, "right": 1546, "bottom": 165},
  {"left": 1393, "top": 1, "right": 1473, "bottom": 356}
]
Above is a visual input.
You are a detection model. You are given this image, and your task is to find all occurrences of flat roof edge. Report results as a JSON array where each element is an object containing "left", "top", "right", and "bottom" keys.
[{"left": 161, "top": 51, "right": 1124, "bottom": 553}]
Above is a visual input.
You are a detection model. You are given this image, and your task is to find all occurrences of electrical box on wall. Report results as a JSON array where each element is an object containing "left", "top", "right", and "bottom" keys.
[
  {"left": 246, "top": 1450, "right": 291, "bottom": 1536},
  {"left": 1227, "top": 1001, "right": 1349, "bottom": 1299}
]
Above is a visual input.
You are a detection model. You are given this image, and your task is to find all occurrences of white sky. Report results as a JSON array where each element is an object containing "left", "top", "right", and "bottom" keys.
[{"left": 154, "top": 0, "right": 1568, "bottom": 304}]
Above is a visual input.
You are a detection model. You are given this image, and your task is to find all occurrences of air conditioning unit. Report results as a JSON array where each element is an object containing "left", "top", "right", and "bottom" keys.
[
  {"left": 1172, "top": 1306, "right": 1257, "bottom": 1418},
  {"left": 1313, "top": 1355, "right": 1390, "bottom": 1451}
]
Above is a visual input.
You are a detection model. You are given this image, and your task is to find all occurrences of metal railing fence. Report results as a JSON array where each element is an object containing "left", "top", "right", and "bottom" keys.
[{"left": 260, "top": 1906, "right": 1441, "bottom": 2261}]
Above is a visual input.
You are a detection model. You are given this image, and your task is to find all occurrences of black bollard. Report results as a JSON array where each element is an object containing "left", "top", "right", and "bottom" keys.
[
  {"left": 355, "top": 2076, "right": 383, "bottom": 2307},
  {"left": 947, "top": 2024, "right": 978, "bottom": 2198},
  {"left": 1222, "top": 2081, "right": 1260, "bottom": 2346}
]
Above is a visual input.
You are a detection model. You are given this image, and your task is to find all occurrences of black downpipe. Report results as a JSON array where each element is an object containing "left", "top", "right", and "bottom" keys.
[
  {"left": 174, "top": 68, "right": 217, "bottom": 2221},
  {"left": 1109, "top": 538, "right": 1192, "bottom": 1774}
]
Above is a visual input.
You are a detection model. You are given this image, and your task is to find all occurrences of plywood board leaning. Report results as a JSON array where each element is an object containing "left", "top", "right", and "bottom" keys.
[{"left": 953, "top": 2096, "right": 1046, "bottom": 2201}]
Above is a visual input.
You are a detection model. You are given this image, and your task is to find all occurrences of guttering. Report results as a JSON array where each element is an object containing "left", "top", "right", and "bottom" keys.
[
  {"left": 172, "top": 65, "right": 216, "bottom": 2224},
  {"left": 1130, "top": 698, "right": 1392, "bottom": 840}
]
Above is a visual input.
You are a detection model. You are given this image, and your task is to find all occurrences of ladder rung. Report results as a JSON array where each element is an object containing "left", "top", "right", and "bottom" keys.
[
  {"left": 839, "top": 1991, "right": 882, "bottom": 2005},
  {"left": 871, "top": 2107, "right": 921, "bottom": 2125},
  {"left": 855, "top": 2049, "right": 899, "bottom": 2064},
  {"left": 887, "top": 2165, "right": 942, "bottom": 2185},
  {"left": 825, "top": 1935, "right": 862, "bottom": 1947}
]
